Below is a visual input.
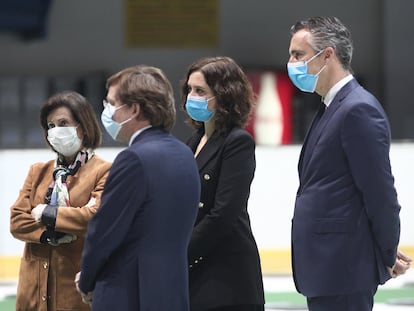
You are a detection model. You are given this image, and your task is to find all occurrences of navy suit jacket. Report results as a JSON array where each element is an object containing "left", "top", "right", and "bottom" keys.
[
  {"left": 79, "top": 127, "right": 200, "bottom": 310},
  {"left": 292, "top": 79, "right": 401, "bottom": 297}
]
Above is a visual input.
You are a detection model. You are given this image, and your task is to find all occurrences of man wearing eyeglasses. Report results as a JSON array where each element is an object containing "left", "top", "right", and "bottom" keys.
[{"left": 75, "top": 65, "right": 200, "bottom": 311}]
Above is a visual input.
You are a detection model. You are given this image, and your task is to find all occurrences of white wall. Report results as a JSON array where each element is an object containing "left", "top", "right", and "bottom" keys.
[
  {"left": 249, "top": 143, "right": 414, "bottom": 249},
  {"left": 1, "top": 143, "right": 413, "bottom": 256}
]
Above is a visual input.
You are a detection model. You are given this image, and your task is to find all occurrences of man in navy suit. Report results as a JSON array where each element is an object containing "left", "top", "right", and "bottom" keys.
[
  {"left": 75, "top": 65, "right": 200, "bottom": 310},
  {"left": 287, "top": 16, "right": 411, "bottom": 311}
]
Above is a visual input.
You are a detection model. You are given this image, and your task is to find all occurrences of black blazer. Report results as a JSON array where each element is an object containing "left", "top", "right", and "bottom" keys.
[{"left": 187, "top": 126, "right": 265, "bottom": 311}]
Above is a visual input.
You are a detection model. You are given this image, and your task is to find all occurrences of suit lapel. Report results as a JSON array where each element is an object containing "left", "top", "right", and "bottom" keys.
[
  {"left": 298, "top": 103, "right": 325, "bottom": 175},
  {"left": 186, "top": 129, "right": 203, "bottom": 153},
  {"left": 300, "top": 79, "right": 360, "bottom": 176},
  {"left": 195, "top": 131, "right": 226, "bottom": 171}
]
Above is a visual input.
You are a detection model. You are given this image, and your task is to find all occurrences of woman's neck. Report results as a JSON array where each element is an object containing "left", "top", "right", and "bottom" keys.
[
  {"left": 194, "top": 120, "right": 215, "bottom": 157},
  {"left": 204, "top": 119, "right": 215, "bottom": 138}
]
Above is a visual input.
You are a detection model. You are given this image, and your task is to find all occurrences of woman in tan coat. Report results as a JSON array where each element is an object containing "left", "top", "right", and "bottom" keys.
[{"left": 10, "top": 91, "right": 111, "bottom": 311}]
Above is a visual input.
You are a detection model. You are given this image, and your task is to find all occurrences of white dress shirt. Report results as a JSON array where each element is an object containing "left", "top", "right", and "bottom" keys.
[{"left": 323, "top": 74, "right": 354, "bottom": 107}]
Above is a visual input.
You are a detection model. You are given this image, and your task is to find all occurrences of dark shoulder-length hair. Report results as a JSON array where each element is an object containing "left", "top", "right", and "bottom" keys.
[
  {"left": 106, "top": 65, "right": 176, "bottom": 131},
  {"left": 40, "top": 90, "right": 102, "bottom": 149},
  {"left": 180, "top": 56, "right": 255, "bottom": 133}
]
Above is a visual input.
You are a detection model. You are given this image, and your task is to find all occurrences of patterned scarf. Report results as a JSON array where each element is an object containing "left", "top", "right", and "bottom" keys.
[{"left": 45, "top": 149, "right": 93, "bottom": 206}]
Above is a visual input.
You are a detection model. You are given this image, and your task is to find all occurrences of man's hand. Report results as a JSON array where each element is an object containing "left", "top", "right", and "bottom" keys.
[
  {"left": 75, "top": 272, "right": 93, "bottom": 305},
  {"left": 388, "top": 250, "right": 412, "bottom": 278}
]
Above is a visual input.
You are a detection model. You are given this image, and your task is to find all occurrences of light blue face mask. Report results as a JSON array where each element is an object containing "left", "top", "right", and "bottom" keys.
[
  {"left": 101, "top": 101, "right": 132, "bottom": 140},
  {"left": 287, "top": 50, "right": 326, "bottom": 93},
  {"left": 185, "top": 95, "right": 216, "bottom": 122}
]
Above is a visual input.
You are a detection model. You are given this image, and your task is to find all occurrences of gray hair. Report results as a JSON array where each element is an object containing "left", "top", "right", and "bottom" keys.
[{"left": 290, "top": 16, "right": 354, "bottom": 71}]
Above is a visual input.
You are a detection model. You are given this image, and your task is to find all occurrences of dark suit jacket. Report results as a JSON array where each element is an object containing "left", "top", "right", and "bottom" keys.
[
  {"left": 187, "top": 127, "right": 265, "bottom": 311},
  {"left": 292, "top": 79, "right": 401, "bottom": 297},
  {"left": 79, "top": 127, "right": 200, "bottom": 311}
]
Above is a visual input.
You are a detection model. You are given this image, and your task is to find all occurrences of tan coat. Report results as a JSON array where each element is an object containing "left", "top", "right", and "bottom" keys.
[{"left": 10, "top": 155, "right": 111, "bottom": 311}]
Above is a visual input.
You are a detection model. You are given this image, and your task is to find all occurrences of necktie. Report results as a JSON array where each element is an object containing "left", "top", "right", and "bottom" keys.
[
  {"left": 309, "top": 101, "right": 326, "bottom": 133},
  {"left": 316, "top": 101, "right": 326, "bottom": 122}
]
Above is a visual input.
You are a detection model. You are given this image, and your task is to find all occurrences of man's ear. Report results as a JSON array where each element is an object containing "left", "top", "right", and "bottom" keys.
[
  {"left": 324, "top": 47, "right": 335, "bottom": 60},
  {"left": 132, "top": 103, "right": 141, "bottom": 118}
]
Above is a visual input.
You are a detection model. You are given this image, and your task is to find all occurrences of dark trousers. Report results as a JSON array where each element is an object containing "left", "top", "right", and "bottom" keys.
[
  {"left": 204, "top": 305, "right": 264, "bottom": 311},
  {"left": 307, "top": 287, "right": 377, "bottom": 311}
]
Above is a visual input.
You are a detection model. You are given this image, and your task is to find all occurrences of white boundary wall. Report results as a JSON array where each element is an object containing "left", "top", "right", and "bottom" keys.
[{"left": 1, "top": 143, "right": 413, "bottom": 255}]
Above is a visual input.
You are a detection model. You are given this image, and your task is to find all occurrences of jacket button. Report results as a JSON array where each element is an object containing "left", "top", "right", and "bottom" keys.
[
  {"left": 41, "top": 295, "right": 47, "bottom": 301},
  {"left": 198, "top": 202, "right": 204, "bottom": 208},
  {"left": 43, "top": 262, "right": 48, "bottom": 269},
  {"left": 199, "top": 256, "right": 203, "bottom": 261},
  {"left": 203, "top": 174, "right": 210, "bottom": 181}
]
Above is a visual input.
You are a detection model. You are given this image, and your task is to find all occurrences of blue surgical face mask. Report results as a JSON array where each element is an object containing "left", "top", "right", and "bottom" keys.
[
  {"left": 185, "top": 95, "right": 216, "bottom": 122},
  {"left": 287, "top": 50, "right": 326, "bottom": 93},
  {"left": 101, "top": 101, "right": 132, "bottom": 140}
]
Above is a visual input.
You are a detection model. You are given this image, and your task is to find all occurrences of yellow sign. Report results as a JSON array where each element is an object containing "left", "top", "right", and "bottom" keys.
[{"left": 124, "top": 0, "right": 218, "bottom": 48}]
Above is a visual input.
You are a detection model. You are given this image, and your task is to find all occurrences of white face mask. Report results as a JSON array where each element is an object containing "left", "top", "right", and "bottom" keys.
[{"left": 47, "top": 126, "right": 82, "bottom": 157}]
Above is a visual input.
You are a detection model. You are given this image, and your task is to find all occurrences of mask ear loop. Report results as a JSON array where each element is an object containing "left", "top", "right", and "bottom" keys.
[
  {"left": 315, "top": 65, "right": 326, "bottom": 76},
  {"left": 120, "top": 102, "right": 140, "bottom": 126},
  {"left": 306, "top": 49, "right": 325, "bottom": 65},
  {"left": 119, "top": 116, "right": 133, "bottom": 126},
  {"left": 307, "top": 49, "right": 326, "bottom": 77}
]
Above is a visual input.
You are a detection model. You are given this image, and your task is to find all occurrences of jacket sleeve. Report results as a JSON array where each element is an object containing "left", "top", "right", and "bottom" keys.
[
  {"left": 54, "top": 159, "right": 111, "bottom": 236},
  {"left": 342, "top": 102, "right": 400, "bottom": 267},
  {"left": 10, "top": 164, "right": 46, "bottom": 243},
  {"left": 79, "top": 150, "right": 147, "bottom": 292}
]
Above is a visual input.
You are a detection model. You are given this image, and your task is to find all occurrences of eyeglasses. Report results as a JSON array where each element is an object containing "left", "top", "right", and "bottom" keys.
[
  {"left": 103, "top": 99, "right": 115, "bottom": 109},
  {"left": 103, "top": 100, "right": 126, "bottom": 112}
]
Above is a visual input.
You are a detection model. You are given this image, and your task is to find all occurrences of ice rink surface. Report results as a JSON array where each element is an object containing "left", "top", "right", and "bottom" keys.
[{"left": 1, "top": 270, "right": 413, "bottom": 310}]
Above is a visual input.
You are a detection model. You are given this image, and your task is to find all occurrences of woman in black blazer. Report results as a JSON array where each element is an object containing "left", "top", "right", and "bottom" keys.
[{"left": 181, "top": 56, "right": 265, "bottom": 311}]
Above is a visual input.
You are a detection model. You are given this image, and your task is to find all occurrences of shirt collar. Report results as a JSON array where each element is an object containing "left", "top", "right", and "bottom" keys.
[
  {"left": 323, "top": 74, "right": 354, "bottom": 107},
  {"left": 129, "top": 125, "right": 152, "bottom": 146}
]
